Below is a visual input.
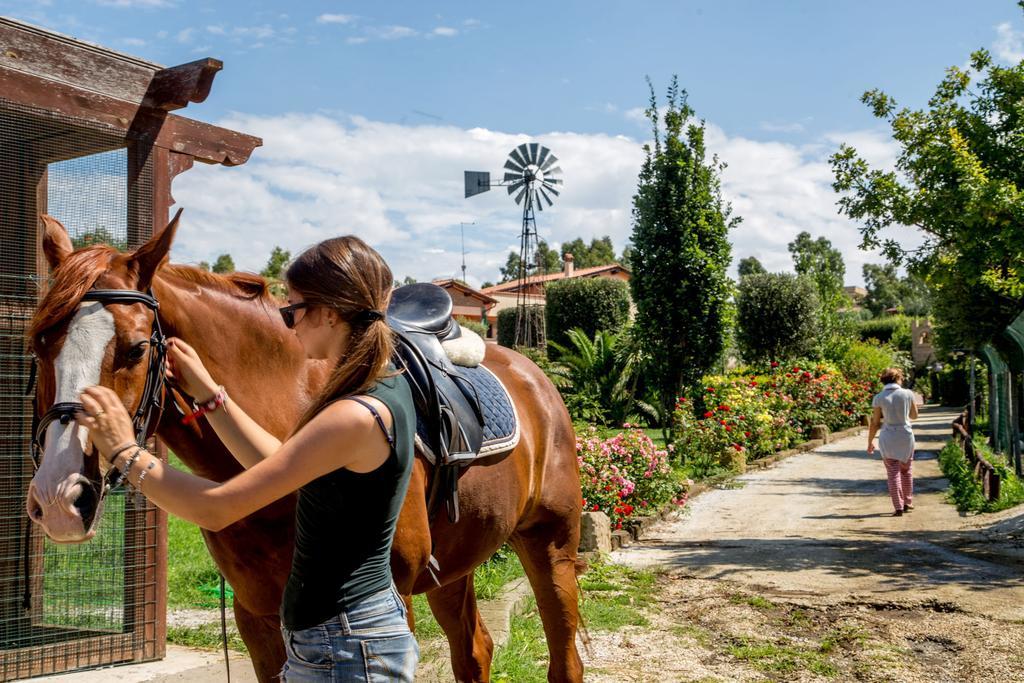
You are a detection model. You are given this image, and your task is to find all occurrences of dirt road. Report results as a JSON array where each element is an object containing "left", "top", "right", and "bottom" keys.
[{"left": 583, "top": 406, "right": 1024, "bottom": 682}]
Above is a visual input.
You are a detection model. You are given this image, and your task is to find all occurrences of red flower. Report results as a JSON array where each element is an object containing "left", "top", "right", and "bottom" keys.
[
  {"left": 703, "top": 411, "right": 714, "bottom": 418},
  {"left": 771, "top": 361, "right": 779, "bottom": 368},
  {"left": 724, "top": 425, "right": 732, "bottom": 431},
  {"left": 719, "top": 419, "right": 727, "bottom": 425},
  {"left": 592, "top": 504, "right": 600, "bottom": 511},
  {"left": 718, "top": 404, "right": 730, "bottom": 411},
  {"left": 744, "top": 431, "right": 751, "bottom": 438},
  {"left": 732, "top": 443, "right": 743, "bottom": 451}
]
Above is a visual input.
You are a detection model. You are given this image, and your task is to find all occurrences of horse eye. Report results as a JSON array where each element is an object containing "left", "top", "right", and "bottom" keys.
[{"left": 126, "top": 342, "right": 148, "bottom": 363}]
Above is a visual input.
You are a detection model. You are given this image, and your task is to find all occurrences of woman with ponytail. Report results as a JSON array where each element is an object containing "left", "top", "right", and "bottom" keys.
[{"left": 74, "top": 236, "right": 419, "bottom": 681}]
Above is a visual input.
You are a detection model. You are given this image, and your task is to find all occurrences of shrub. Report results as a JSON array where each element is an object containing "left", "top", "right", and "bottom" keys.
[
  {"left": 673, "top": 361, "right": 871, "bottom": 469},
  {"left": 736, "top": 273, "right": 819, "bottom": 363},
  {"left": 837, "top": 340, "right": 904, "bottom": 389},
  {"left": 545, "top": 278, "right": 631, "bottom": 349},
  {"left": 497, "top": 305, "right": 544, "bottom": 348},
  {"left": 938, "top": 439, "right": 1024, "bottom": 513},
  {"left": 577, "top": 425, "right": 684, "bottom": 528},
  {"left": 455, "top": 316, "right": 488, "bottom": 337},
  {"left": 857, "top": 315, "right": 911, "bottom": 351}
]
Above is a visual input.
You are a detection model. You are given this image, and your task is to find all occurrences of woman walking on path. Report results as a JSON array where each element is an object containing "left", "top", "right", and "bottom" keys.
[
  {"left": 74, "top": 236, "right": 419, "bottom": 681},
  {"left": 867, "top": 367, "right": 919, "bottom": 516}
]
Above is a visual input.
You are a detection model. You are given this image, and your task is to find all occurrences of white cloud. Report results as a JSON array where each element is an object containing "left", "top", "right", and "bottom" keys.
[
  {"left": 375, "top": 25, "right": 417, "bottom": 40},
  {"left": 206, "top": 25, "right": 226, "bottom": 35},
  {"left": 94, "top": 0, "right": 173, "bottom": 7},
  {"left": 175, "top": 27, "right": 193, "bottom": 43},
  {"left": 317, "top": 13, "right": 355, "bottom": 25},
  {"left": 432, "top": 26, "right": 457, "bottom": 37},
  {"left": 346, "top": 36, "right": 368, "bottom": 45},
  {"left": 760, "top": 121, "right": 805, "bottom": 134},
  {"left": 121, "top": 37, "right": 146, "bottom": 46},
  {"left": 168, "top": 112, "right": 910, "bottom": 288},
  {"left": 994, "top": 21, "right": 1024, "bottom": 63}
]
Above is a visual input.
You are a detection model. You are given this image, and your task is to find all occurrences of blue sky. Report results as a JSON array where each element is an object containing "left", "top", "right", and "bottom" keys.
[{"left": 6, "top": 1, "right": 1024, "bottom": 286}]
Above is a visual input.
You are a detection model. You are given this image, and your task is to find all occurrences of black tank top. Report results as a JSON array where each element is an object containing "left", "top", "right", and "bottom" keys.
[{"left": 281, "top": 374, "right": 415, "bottom": 630}]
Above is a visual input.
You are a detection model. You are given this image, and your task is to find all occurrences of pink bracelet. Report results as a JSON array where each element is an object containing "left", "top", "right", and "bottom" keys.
[{"left": 182, "top": 385, "right": 228, "bottom": 425}]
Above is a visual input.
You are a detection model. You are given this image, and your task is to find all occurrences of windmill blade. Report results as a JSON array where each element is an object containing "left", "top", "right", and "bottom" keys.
[
  {"left": 516, "top": 144, "right": 532, "bottom": 167},
  {"left": 503, "top": 158, "right": 524, "bottom": 173},
  {"left": 543, "top": 166, "right": 563, "bottom": 178},
  {"left": 528, "top": 143, "right": 540, "bottom": 165},
  {"left": 503, "top": 172, "right": 524, "bottom": 182},
  {"left": 509, "top": 147, "right": 529, "bottom": 170},
  {"left": 543, "top": 177, "right": 563, "bottom": 186},
  {"left": 514, "top": 186, "right": 528, "bottom": 205},
  {"left": 539, "top": 186, "right": 554, "bottom": 206},
  {"left": 537, "top": 146, "right": 551, "bottom": 169},
  {"left": 540, "top": 154, "right": 559, "bottom": 172},
  {"left": 541, "top": 183, "right": 560, "bottom": 197},
  {"left": 507, "top": 179, "right": 525, "bottom": 195}
]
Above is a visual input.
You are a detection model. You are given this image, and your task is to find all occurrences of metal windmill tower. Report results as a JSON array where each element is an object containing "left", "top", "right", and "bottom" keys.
[{"left": 464, "top": 143, "right": 563, "bottom": 347}]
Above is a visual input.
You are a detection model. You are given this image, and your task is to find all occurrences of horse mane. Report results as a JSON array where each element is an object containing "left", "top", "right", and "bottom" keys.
[
  {"left": 160, "top": 264, "right": 272, "bottom": 301},
  {"left": 28, "top": 245, "right": 117, "bottom": 353},
  {"left": 27, "top": 249, "right": 274, "bottom": 353}
]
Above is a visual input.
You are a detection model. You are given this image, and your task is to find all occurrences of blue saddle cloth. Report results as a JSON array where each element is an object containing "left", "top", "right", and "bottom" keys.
[{"left": 414, "top": 363, "right": 519, "bottom": 463}]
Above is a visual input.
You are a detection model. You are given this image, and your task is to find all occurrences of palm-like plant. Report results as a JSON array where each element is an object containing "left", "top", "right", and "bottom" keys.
[{"left": 549, "top": 328, "right": 647, "bottom": 427}]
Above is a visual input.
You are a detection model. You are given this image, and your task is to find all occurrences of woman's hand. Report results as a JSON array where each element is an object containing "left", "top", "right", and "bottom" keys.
[
  {"left": 76, "top": 386, "right": 135, "bottom": 472},
  {"left": 166, "top": 337, "right": 218, "bottom": 400},
  {"left": 867, "top": 440, "right": 875, "bottom": 455}
]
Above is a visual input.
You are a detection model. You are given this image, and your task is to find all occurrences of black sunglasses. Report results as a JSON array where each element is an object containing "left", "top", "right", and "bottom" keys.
[{"left": 279, "top": 302, "right": 309, "bottom": 329}]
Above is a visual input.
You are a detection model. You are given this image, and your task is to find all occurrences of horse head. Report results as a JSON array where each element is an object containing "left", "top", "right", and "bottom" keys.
[{"left": 25, "top": 211, "right": 180, "bottom": 543}]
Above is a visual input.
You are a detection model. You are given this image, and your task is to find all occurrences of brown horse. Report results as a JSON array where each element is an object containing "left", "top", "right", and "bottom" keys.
[{"left": 25, "top": 214, "right": 584, "bottom": 682}]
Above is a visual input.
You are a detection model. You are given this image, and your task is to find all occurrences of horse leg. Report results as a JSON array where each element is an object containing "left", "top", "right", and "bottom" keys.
[
  {"left": 426, "top": 574, "right": 493, "bottom": 683},
  {"left": 233, "top": 603, "right": 286, "bottom": 683},
  {"left": 510, "top": 522, "right": 584, "bottom": 683}
]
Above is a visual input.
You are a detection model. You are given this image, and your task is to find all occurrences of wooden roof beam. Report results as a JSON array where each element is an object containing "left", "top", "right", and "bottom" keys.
[{"left": 142, "top": 58, "right": 223, "bottom": 112}]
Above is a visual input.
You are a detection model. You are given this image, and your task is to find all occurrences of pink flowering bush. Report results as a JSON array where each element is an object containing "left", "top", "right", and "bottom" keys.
[{"left": 577, "top": 425, "right": 684, "bottom": 529}]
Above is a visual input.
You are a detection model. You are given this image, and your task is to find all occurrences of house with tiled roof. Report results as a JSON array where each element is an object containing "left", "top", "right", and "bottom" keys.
[{"left": 478, "top": 253, "right": 631, "bottom": 319}]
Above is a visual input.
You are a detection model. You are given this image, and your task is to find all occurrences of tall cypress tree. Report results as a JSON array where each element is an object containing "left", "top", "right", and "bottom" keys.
[{"left": 630, "top": 77, "right": 738, "bottom": 427}]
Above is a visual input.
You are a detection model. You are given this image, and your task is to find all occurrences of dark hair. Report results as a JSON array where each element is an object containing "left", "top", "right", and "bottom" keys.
[
  {"left": 880, "top": 367, "right": 904, "bottom": 385},
  {"left": 286, "top": 236, "right": 394, "bottom": 431}
]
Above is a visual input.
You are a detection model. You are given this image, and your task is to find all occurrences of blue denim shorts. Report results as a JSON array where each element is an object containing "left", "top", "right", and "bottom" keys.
[{"left": 279, "top": 584, "right": 419, "bottom": 682}]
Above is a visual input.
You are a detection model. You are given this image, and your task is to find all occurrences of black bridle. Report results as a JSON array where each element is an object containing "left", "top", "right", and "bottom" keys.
[{"left": 26, "top": 289, "right": 168, "bottom": 496}]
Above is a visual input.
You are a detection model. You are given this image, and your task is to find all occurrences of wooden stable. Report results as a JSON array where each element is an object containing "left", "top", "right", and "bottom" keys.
[{"left": 0, "top": 17, "right": 259, "bottom": 679}]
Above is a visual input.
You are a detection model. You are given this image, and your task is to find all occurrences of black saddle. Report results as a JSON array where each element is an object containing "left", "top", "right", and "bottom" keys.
[{"left": 387, "top": 283, "right": 486, "bottom": 522}]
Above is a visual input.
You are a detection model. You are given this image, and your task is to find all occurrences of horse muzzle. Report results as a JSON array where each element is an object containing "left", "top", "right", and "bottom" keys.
[{"left": 26, "top": 474, "right": 102, "bottom": 543}]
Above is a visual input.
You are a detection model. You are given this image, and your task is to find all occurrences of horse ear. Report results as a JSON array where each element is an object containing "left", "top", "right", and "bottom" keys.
[
  {"left": 131, "top": 208, "right": 182, "bottom": 291},
  {"left": 40, "top": 215, "right": 73, "bottom": 271}
]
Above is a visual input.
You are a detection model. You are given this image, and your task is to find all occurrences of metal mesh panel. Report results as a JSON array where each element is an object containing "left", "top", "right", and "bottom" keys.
[{"left": 0, "top": 96, "right": 160, "bottom": 680}]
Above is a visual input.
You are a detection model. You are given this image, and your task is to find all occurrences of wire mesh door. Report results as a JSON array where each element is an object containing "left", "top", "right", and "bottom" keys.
[{"left": 0, "top": 97, "right": 161, "bottom": 680}]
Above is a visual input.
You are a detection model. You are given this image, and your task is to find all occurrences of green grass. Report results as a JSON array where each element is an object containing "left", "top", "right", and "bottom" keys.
[
  {"left": 729, "top": 593, "right": 776, "bottom": 610},
  {"left": 938, "top": 439, "right": 1024, "bottom": 513},
  {"left": 166, "top": 453, "right": 223, "bottom": 609},
  {"left": 490, "top": 597, "right": 549, "bottom": 682},
  {"left": 474, "top": 546, "right": 525, "bottom": 600},
  {"left": 726, "top": 637, "right": 839, "bottom": 677},
  {"left": 167, "top": 623, "right": 248, "bottom": 653}
]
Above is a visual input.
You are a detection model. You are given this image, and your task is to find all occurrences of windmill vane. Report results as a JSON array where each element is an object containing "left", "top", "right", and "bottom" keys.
[{"left": 463, "top": 143, "right": 564, "bottom": 347}]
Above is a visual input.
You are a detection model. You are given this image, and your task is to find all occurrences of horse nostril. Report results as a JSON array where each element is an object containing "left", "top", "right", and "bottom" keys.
[
  {"left": 73, "top": 486, "right": 98, "bottom": 530},
  {"left": 27, "top": 492, "right": 44, "bottom": 522}
]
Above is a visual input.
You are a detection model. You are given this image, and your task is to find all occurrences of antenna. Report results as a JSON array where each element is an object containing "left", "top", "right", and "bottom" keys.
[
  {"left": 464, "top": 143, "right": 564, "bottom": 347},
  {"left": 459, "top": 221, "right": 474, "bottom": 283}
]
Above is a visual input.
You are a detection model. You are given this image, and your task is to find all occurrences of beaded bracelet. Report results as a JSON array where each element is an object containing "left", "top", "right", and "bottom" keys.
[
  {"left": 106, "top": 443, "right": 137, "bottom": 468},
  {"left": 113, "top": 447, "right": 143, "bottom": 489},
  {"left": 182, "top": 385, "right": 228, "bottom": 426}
]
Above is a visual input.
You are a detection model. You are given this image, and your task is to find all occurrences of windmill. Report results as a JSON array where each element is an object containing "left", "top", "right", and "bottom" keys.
[{"left": 464, "top": 143, "right": 563, "bottom": 347}]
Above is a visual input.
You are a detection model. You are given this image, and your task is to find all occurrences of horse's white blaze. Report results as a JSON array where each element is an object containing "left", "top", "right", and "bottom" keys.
[{"left": 34, "top": 303, "right": 115, "bottom": 502}]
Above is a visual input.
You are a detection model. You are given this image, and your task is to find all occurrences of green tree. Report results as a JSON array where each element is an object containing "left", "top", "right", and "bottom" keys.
[
  {"left": 498, "top": 240, "right": 561, "bottom": 283},
  {"left": 260, "top": 246, "right": 291, "bottom": 281},
  {"left": 630, "top": 76, "right": 737, "bottom": 430},
  {"left": 862, "top": 263, "right": 903, "bottom": 316},
  {"left": 560, "top": 236, "right": 617, "bottom": 269},
  {"left": 212, "top": 254, "right": 235, "bottom": 274},
  {"left": 70, "top": 227, "right": 126, "bottom": 251},
  {"left": 831, "top": 40, "right": 1024, "bottom": 349},
  {"left": 788, "top": 231, "right": 845, "bottom": 306},
  {"left": 197, "top": 261, "right": 211, "bottom": 272},
  {"left": 737, "top": 256, "right": 766, "bottom": 278},
  {"left": 736, "top": 273, "right": 819, "bottom": 363},
  {"left": 619, "top": 244, "right": 633, "bottom": 270}
]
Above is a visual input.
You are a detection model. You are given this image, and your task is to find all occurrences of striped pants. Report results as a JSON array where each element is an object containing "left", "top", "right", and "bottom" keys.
[{"left": 883, "top": 455, "right": 913, "bottom": 512}]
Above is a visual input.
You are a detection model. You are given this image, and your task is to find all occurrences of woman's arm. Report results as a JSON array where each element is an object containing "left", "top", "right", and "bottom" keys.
[
  {"left": 909, "top": 395, "right": 919, "bottom": 420},
  {"left": 866, "top": 406, "right": 883, "bottom": 454},
  {"left": 167, "top": 338, "right": 281, "bottom": 468},
  {"left": 79, "top": 387, "right": 390, "bottom": 530}
]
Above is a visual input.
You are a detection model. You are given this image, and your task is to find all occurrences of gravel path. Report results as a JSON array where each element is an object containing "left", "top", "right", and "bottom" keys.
[{"left": 585, "top": 405, "right": 1024, "bottom": 682}]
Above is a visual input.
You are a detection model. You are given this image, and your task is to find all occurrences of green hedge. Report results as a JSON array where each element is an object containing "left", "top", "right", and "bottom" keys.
[
  {"left": 544, "top": 278, "right": 631, "bottom": 348},
  {"left": 497, "top": 305, "right": 545, "bottom": 348},
  {"left": 736, "top": 273, "right": 819, "bottom": 363},
  {"left": 857, "top": 315, "right": 911, "bottom": 351}
]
